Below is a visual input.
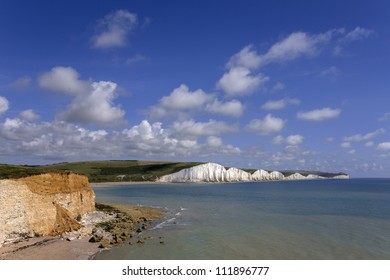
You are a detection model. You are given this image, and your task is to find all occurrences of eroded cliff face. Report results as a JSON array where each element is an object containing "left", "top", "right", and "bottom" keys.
[{"left": 0, "top": 173, "right": 95, "bottom": 247}]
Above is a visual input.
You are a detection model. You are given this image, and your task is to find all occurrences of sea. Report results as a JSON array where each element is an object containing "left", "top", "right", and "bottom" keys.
[{"left": 92, "top": 179, "right": 390, "bottom": 260}]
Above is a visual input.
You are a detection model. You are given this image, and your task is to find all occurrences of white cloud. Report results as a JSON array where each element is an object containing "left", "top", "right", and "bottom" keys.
[
  {"left": 297, "top": 107, "right": 341, "bottom": 121},
  {"left": 39, "top": 66, "right": 90, "bottom": 96},
  {"left": 19, "top": 109, "right": 39, "bottom": 121},
  {"left": 171, "top": 119, "right": 238, "bottom": 139},
  {"left": 343, "top": 128, "right": 385, "bottom": 142},
  {"left": 262, "top": 97, "right": 300, "bottom": 110},
  {"left": 286, "top": 135, "right": 304, "bottom": 145},
  {"left": 272, "top": 134, "right": 303, "bottom": 145},
  {"left": 205, "top": 99, "right": 244, "bottom": 118},
  {"left": 149, "top": 84, "right": 214, "bottom": 119},
  {"left": 217, "top": 67, "right": 268, "bottom": 96},
  {"left": 272, "top": 135, "right": 284, "bottom": 145},
  {"left": 0, "top": 118, "right": 241, "bottom": 161},
  {"left": 149, "top": 84, "right": 245, "bottom": 119},
  {"left": 377, "top": 142, "right": 390, "bottom": 151},
  {"left": 160, "top": 84, "right": 213, "bottom": 111},
  {"left": 259, "top": 31, "right": 335, "bottom": 66},
  {"left": 57, "top": 81, "right": 125, "bottom": 125},
  {"left": 206, "top": 136, "right": 223, "bottom": 147},
  {"left": 226, "top": 45, "right": 262, "bottom": 70},
  {"left": 9, "top": 77, "right": 32, "bottom": 89},
  {"left": 91, "top": 10, "right": 138, "bottom": 49},
  {"left": 39, "top": 67, "right": 125, "bottom": 125},
  {"left": 247, "top": 114, "right": 285, "bottom": 135},
  {"left": 342, "top": 27, "right": 373, "bottom": 43},
  {"left": 0, "top": 96, "right": 9, "bottom": 116}
]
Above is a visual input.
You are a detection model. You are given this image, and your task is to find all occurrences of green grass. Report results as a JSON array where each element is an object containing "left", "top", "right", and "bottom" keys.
[
  {"left": 0, "top": 160, "right": 202, "bottom": 182},
  {"left": 0, "top": 160, "right": 347, "bottom": 182}
]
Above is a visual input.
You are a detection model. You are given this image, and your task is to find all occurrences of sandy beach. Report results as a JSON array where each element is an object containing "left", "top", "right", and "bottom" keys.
[{"left": 0, "top": 203, "right": 165, "bottom": 260}]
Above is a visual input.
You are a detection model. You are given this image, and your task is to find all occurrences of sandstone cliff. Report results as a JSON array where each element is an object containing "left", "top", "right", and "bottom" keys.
[
  {"left": 0, "top": 173, "right": 95, "bottom": 247},
  {"left": 157, "top": 162, "right": 349, "bottom": 183}
]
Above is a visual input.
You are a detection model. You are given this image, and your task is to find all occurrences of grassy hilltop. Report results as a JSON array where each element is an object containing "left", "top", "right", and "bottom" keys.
[
  {"left": 0, "top": 160, "right": 347, "bottom": 183},
  {"left": 0, "top": 160, "right": 201, "bottom": 182}
]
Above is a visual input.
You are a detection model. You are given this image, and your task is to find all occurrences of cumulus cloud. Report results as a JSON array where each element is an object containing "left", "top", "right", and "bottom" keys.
[
  {"left": 149, "top": 84, "right": 244, "bottom": 119},
  {"left": 226, "top": 45, "right": 262, "bottom": 70},
  {"left": 217, "top": 29, "right": 347, "bottom": 97},
  {"left": 247, "top": 114, "right": 285, "bottom": 135},
  {"left": 161, "top": 84, "right": 213, "bottom": 111},
  {"left": 57, "top": 81, "right": 125, "bottom": 125},
  {"left": 297, "top": 107, "right": 341, "bottom": 121},
  {"left": 19, "top": 109, "right": 39, "bottom": 121},
  {"left": 0, "top": 96, "right": 9, "bottom": 116},
  {"left": 205, "top": 99, "right": 244, "bottom": 118},
  {"left": 217, "top": 67, "right": 269, "bottom": 96},
  {"left": 39, "top": 66, "right": 90, "bottom": 96},
  {"left": 286, "top": 135, "right": 304, "bottom": 145},
  {"left": 262, "top": 97, "right": 300, "bottom": 110},
  {"left": 91, "top": 10, "right": 138, "bottom": 49},
  {"left": 377, "top": 142, "right": 390, "bottom": 151},
  {"left": 39, "top": 66, "right": 125, "bottom": 125},
  {"left": 149, "top": 84, "right": 214, "bottom": 118},
  {"left": 343, "top": 128, "right": 385, "bottom": 142},
  {"left": 0, "top": 118, "right": 240, "bottom": 161}
]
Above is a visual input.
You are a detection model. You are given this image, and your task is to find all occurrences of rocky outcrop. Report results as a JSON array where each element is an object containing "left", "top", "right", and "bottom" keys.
[
  {"left": 0, "top": 173, "right": 95, "bottom": 247},
  {"left": 157, "top": 162, "right": 349, "bottom": 183}
]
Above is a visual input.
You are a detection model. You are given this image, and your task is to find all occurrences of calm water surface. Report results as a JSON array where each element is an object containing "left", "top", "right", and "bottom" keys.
[{"left": 93, "top": 179, "right": 390, "bottom": 259}]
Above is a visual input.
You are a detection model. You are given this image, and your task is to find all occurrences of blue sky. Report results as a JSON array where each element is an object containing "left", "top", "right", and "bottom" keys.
[{"left": 1, "top": 0, "right": 390, "bottom": 177}]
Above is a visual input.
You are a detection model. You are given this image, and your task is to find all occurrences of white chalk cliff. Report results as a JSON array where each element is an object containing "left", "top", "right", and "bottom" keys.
[{"left": 157, "top": 163, "right": 349, "bottom": 183}]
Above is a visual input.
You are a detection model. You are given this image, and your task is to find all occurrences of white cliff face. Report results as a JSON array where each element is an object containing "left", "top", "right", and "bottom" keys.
[
  {"left": 332, "top": 174, "right": 350, "bottom": 179},
  {"left": 157, "top": 162, "right": 349, "bottom": 183},
  {"left": 158, "top": 162, "right": 227, "bottom": 183},
  {"left": 285, "top": 173, "right": 307, "bottom": 180},
  {"left": 251, "top": 169, "right": 270, "bottom": 181},
  {"left": 226, "top": 168, "right": 252, "bottom": 181}
]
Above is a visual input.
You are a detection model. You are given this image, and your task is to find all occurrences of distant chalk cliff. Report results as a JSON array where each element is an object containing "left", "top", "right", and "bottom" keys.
[{"left": 157, "top": 162, "right": 349, "bottom": 183}]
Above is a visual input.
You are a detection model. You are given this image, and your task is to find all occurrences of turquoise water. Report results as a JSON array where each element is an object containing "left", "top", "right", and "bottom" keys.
[{"left": 93, "top": 179, "right": 390, "bottom": 260}]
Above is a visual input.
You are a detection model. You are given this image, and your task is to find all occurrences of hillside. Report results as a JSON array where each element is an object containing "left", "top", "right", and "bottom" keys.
[
  {"left": 0, "top": 160, "right": 202, "bottom": 183},
  {"left": 0, "top": 160, "right": 348, "bottom": 183}
]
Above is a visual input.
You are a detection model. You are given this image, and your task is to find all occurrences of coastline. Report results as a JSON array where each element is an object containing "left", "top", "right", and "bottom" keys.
[
  {"left": 91, "top": 181, "right": 162, "bottom": 187},
  {"left": 0, "top": 203, "right": 165, "bottom": 260}
]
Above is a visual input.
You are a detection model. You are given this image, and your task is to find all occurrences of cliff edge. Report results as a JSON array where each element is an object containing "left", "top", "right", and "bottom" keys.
[{"left": 0, "top": 173, "right": 95, "bottom": 247}]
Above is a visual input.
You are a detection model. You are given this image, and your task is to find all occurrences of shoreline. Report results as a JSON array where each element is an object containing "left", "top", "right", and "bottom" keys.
[
  {"left": 0, "top": 203, "right": 165, "bottom": 260},
  {"left": 91, "top": 181, "right": 162, "bottom": 187}
]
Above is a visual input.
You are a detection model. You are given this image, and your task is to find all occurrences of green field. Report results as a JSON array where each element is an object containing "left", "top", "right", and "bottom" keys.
[{"left": 0, "top": 160, "right": 202, "bottom": 182}]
